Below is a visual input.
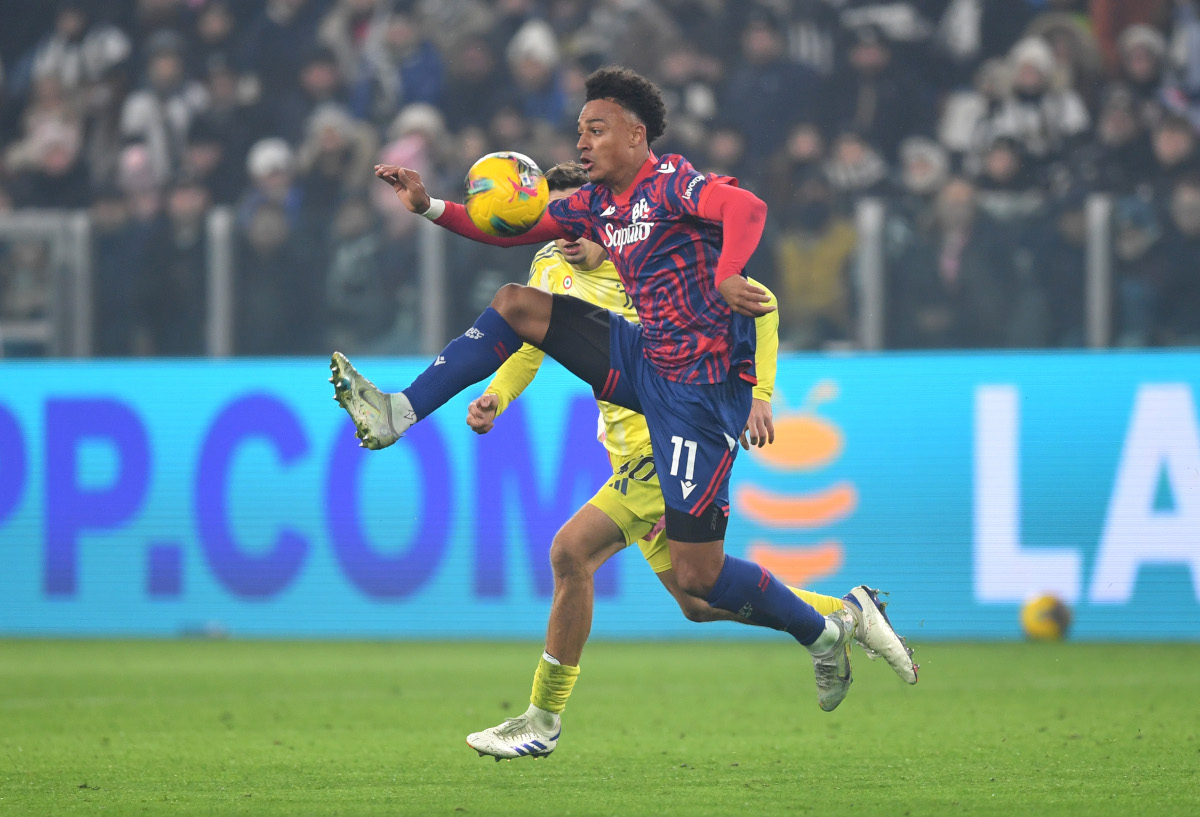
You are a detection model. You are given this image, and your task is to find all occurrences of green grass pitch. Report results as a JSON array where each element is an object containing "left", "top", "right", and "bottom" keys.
[{"left": 1, "top": 640, "right": 1196, "bottom": 816}]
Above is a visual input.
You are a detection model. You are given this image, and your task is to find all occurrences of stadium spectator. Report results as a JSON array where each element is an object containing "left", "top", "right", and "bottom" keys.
[
  {"left": 323, "top": 193, "right": 396, "bottom": 353},
  {"left": 7, "top": 0, "right": 131, "bottom": 98},
  {"left": 119, "top": 30, "right": 209, "bottom": 188},
  {"left": 938, "top": 57, "right": 1011, "bottom": 162},
  {"left": 238, "top": 137, "right": 303, "bottom": 232},
  {"left": 504, "top": 19, "right": 568, "bottom": 128},
  {"left": 350, "top": 8, "right": 445, "bottom": 127},
  {"left": 983, "top": 36, "right": 1091, "bottom": 175},
  {"left": 1028, "top": 186, "right": 1088, "bottom": 347},
  {"left": 1111, "top": 194, "right": 1169, "bottom": 347},
  {"left": 973, "top": 136, "right": 1044, "bottom": 236},
  {"left": 884, "top": 136, "right": 951, "bottom": 264},
  {"left": 1072, "top": 84, "right": 1157, "bottom": 195},
  {"left": 186, "top": 0, "right": 240, "bottom": 80},
  {"left": 275, "top": 46, "right": 348, "bottom": 144},
  {"left": 721, "top": 11, "right": 821, "bottom": 164},
  {"left": 240, "top": 0, "right": 326, "bottom": 113},
  {"left": 1089, "top": 0, "right": 1171, "bottom": 76},
  {"left": 296, "top": 103, "right": 379, "bottom": 238},
  {"left": 440, "top": 34, "right": 508, "bottom": 132},
  {"left": 90, "top": 184, "right": 145, "bottom": 356},
  {"left": 887, "top": 176, "right": 1018, "bottom": 349},
  {"left": 825, "top": 129, "right": 893, "bottom": 211},
  {"left": 136, "top": 174, "right": 211, "bottom": 356},
  {"left": 235, "top": 201, "right": 312, "bottom": 354},
  {"left": 1158, "top": 175, "right": 1200, "bottom": 344},
  {"left": 772, "top": 171, "right": 858, "bottom": 350},
  {"left": 6, "top": 119, "right": 90, "bottom": 209},
  {"left": 317, "top": 0, "right": 387, "bottom": 84},
  {"left": 824, "top": 23, "right": 930, "bottom": 162},
  {"left": 1148, "top": 113, "right": 1200, "bottom": 199},
  {"left": 1114, "top": 24, "right": 1169, "bottom": 128}
]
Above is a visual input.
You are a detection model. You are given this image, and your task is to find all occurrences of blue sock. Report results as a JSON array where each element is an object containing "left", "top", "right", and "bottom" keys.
[
  {"left": 402, "top": 308, "right": 522, "bottom": 419},
  {"left": 706, "top": 555, "right": 826, "bottom": 645}
]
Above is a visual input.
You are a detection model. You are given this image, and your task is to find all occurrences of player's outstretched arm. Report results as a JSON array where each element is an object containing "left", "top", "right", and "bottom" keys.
[{"left": 375, "top": 163, "right": 565, "bottom": 248}]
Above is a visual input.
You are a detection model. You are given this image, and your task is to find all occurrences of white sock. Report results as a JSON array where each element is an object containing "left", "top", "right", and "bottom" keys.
[
  {"left": 524, "top": 703, "right": 560, "bottom": 734},
  {"left": 386, "top": 391, "right": 417, "bottom": 433},
  {"left": 542, "top": 652, "right": 561, "bottom": 665},
  {"left": 807, "top": 617, "right": 842, "bottom": 654}
]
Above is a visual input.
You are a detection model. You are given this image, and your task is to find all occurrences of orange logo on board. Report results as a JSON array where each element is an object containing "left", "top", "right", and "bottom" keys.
[{"left": 738, "top": 380, "right": 855, "bottom": 585}]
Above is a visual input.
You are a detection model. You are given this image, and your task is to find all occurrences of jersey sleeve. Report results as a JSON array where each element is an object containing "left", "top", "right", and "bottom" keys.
[
  {"left": 433, "top": 200, "right": 566, "bottom": 246},
  {"left": 663, "top": 156, "right": 737, "bottom": 219},
  {"left": 747, "top": 277, "right": 779, "bottom": 402}
]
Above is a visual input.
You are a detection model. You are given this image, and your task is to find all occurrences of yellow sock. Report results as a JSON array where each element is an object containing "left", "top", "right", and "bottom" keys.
[
  {"left": 530, "top": 654, "right": 580, "bottom": 714},
  {"left": 788, "top": 586, "right": 844, "bottom": 615}
]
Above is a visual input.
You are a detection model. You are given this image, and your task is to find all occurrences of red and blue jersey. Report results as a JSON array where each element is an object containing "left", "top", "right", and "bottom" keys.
[{"left": 545, "top": 154, "right": 757, "bottom": 386}]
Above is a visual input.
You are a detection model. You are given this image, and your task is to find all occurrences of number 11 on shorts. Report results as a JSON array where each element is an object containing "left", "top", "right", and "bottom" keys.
[{"left": 669, "top": 436, "right": 698, "bottom": 480}]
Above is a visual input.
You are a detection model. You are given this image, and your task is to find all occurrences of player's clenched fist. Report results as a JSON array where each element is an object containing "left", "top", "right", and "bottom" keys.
[
  {"left": 466, "top": 393, "right": 499, "bottom": 434},
  {"left": 375, "top": 164, "right": 432, "bottom": 214}
]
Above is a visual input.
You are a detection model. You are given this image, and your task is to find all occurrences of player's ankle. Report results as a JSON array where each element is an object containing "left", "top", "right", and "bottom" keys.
[{"left": 525, "top": 703, "right": 560, "bottom": 734}]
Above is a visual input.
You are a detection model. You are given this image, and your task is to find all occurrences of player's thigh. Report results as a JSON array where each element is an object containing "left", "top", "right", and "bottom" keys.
[
  {"left": 588, "top": 447, "right": 664, "bottom": 554},
  {"left": 642, "top": 376, "right": 753, "bottom": 544},
  {"left": 538, "top": 293, "right": 631, "bottom": 401}
]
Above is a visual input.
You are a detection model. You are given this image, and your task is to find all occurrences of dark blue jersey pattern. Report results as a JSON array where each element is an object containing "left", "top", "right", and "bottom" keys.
[{"left": 545, "top": 154, "right": 757, "bottom": 385}]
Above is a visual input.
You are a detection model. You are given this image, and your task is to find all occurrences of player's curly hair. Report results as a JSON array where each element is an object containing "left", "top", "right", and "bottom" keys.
[
  {"left": 545, "top": 161, "right": 591, "bottom": 192},
  {"left": 584, "top": 66, "right": 667, "bottom": 145}
]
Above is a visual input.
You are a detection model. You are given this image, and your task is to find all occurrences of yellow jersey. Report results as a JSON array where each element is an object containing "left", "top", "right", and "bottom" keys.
[{"left": 484, "top": 243, "right": 779, "bottom": 458}]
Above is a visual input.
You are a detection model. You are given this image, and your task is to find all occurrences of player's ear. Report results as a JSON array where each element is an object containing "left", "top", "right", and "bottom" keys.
[{"left": 630, "top": 122, "right": 645, "bottom": 148}]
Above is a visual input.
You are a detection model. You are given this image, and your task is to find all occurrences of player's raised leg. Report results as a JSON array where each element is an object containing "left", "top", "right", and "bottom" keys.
[
  {"left": 331, "top": 284, "right": 556, "bottom": 448},
  {"left": 467, "top": 504, "right": 625, "bottom": 760}
]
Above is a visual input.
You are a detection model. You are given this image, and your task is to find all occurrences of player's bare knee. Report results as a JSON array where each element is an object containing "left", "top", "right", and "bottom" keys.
[
  {"left": 672, "top": 561, "right": 716, "bottom": 600},
  {"left": 549, "top": 534, "right": 591, "bottom": 579},
  {"left": 677, "top": 596, "right": 719, "bottom": 623},
  {"left": 491, "top": 284, "right": 549, "bottom": 341}
]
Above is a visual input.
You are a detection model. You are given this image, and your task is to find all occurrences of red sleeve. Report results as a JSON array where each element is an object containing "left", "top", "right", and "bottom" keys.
[
  {"left": 432, "top": 201, "right": 567, "bottom": 247},
  {"left": 696, "top": 182, "right": 767, "bottom": 288}
]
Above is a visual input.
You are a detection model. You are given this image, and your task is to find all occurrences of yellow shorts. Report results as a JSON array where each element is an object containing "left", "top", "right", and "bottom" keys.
[{"left": 586, "top": 444, "right": 672, "bottom": 574}]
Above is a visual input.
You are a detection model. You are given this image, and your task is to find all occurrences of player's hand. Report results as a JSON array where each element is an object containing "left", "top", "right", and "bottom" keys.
[
  {"left": 739, "top": 398, "right": 775, "bottom": 450},
  {"left": 374, "top": 164, "right": 432, "bottom": 214},
  {"left": 466, "top": 393, "right": 499, "bottom": 434},
  {"left": 718, "top": 275, "right": 775, "bottom": 317}
]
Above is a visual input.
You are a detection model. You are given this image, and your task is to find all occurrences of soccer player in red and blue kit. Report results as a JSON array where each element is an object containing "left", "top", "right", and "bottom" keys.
[{"left": 331, "top": 66, "right": 917, "bottom": 758}]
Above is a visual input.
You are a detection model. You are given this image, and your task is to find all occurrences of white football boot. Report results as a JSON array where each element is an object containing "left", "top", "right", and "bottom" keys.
[
  {"left": 466, "top": 714, "right": 560, "bottom": 761},
  {"left": 845, "top": 586, "right": 919, "bottom": 685},
  {"left": 810, "top": 607, "right": 856, "bottom": 712},
  {"left": 328, "top": 352, "right": 415, "bottom": 449}
]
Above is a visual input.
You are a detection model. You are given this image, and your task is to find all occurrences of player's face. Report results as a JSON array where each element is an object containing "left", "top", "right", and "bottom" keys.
[
  {"left": 550, "top": 188, "right": 607, "bottom": 270},
  {"left": 577, "top": 99, "right": 647, "bottom": 193}
]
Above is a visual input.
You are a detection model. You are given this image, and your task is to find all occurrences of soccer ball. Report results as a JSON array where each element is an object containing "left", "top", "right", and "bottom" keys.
[
  {"left": 1020, "top": 594, "right": 1072, "bottom": 641},
  {"left": 463, "top": 151, "right": 549, "bottom": 237}
]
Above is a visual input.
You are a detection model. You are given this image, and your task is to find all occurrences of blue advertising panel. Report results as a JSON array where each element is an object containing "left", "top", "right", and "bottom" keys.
[{"left": 0, "top": 352, "right": 1197, "bottom": 640}]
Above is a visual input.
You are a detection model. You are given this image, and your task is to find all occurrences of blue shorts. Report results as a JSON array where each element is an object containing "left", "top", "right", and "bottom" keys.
[{"left": 597, "top": 316, "right": 752, "bottom": 521}]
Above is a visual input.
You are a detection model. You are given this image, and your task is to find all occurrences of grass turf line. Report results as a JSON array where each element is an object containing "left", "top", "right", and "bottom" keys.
[{"left": 1, "top": 640, "right": 1196, "bottom": 817}]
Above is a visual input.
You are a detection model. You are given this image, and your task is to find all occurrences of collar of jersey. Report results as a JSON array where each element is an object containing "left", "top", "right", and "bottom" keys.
[{"left": 611, "top": 152, "right": 659, "bottom": 207}]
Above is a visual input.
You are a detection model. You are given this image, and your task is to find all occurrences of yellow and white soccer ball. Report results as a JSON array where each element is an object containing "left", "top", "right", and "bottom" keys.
[
  {"left": 463, "top": 151, "right": 549, "bottom": 237},
  {"left": 1020, "top": 594, "right": 1072, "bottom": 641}
]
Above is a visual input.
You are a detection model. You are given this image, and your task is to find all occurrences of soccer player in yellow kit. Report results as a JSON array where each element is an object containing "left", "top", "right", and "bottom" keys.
[{"left": 460, "top": 162, "right": 910, "bottom": 760}]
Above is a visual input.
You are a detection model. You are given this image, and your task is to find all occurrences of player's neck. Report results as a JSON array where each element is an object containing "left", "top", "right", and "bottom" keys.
[{"left": 607, "top": 152, "right": 656, "bottom": 202}]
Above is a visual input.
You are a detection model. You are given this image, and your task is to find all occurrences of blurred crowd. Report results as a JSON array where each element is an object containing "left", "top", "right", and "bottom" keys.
[{"left": 1, "top": 0, "right": 1198, "bottom": 356}]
